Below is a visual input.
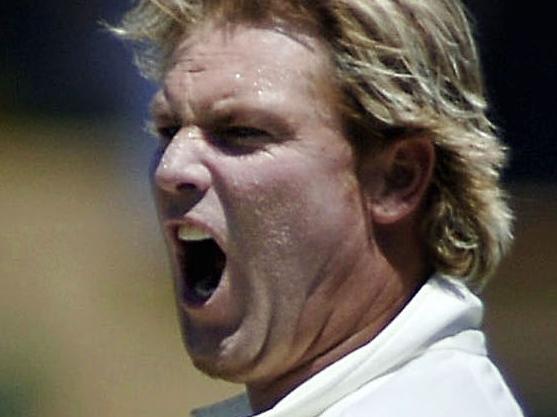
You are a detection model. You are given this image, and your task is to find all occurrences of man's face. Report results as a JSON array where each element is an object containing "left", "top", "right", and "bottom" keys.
[{"left": 151, "top": 23, "right": 383, "bottom": 384}]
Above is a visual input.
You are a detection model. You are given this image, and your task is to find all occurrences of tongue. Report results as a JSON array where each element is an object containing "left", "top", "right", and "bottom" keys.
[
  {"left": 193, "top": 276, "right": 218, "bottom": 300},
  {"left": 185, "top": 239, "right": 226, "bottom": 302}
]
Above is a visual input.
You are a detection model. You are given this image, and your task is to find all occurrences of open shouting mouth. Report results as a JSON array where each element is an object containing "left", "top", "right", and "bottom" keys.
[{"left": 173, "top": 223, "right": 227, "bottom": 305}]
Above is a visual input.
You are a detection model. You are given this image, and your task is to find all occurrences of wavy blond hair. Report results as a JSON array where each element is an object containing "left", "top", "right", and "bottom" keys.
[{"left": 113, "top": 0, "right": 513, "bottom": 291}]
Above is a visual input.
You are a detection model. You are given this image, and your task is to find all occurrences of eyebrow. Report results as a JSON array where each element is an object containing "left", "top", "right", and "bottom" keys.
[
  {"left": 149, "top": 92, "right": 165, "bottom": 117},
  {"left": 149, "top": 90, "right": 179, "bottom": 125},
  {"left": 210, "top": 104, "right": 291, "bottom": 130},
  {"left": 149, "top": 93, "right": 296, "bottom": 141}
]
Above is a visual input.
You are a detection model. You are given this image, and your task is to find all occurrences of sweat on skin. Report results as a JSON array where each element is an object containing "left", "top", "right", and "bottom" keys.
[{"left": 150, "top": 22, "right": 434, "bottom": 413}]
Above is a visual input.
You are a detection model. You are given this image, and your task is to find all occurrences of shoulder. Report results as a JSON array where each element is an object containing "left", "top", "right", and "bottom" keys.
[{"left": 322, "top": 348, "right": 524, "bottom": 417}]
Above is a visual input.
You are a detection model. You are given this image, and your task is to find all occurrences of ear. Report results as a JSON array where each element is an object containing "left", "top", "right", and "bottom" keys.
[{"left": 362, "top": 136, "right": 435, "bottom": 225}]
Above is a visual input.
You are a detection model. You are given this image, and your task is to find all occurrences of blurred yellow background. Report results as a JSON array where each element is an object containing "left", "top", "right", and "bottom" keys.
[{"left": 1, "top": 116, "right": 555, "bottom": 417}]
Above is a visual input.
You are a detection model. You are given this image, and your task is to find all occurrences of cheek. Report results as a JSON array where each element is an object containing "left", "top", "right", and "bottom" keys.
[
  {"left": 215, "top": 152, "right": 364, "bottom": 271},
  {"left": 216, "top": 154, "right": 332, "bottom": 227},
  {"left": 216, "top": 144, "right": 358, "bottom": 204}
]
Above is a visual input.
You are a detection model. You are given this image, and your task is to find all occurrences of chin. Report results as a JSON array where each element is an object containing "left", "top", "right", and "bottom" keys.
[
  {"left": 187, "top": 347, "right": 259, "bottom": 383},
  {"left": 181, "top": 330, "right": 255, "bottom": 382},
  {"left": 186, "top": 331, "right": 287, "bottom": 385},
  {"left": 191, "top": 357, "right": 248, "bottom": 382}
]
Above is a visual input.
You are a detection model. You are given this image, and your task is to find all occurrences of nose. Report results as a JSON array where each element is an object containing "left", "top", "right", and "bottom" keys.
[{"left": 153, "top": 127, "right": 212, "bottom": 196}]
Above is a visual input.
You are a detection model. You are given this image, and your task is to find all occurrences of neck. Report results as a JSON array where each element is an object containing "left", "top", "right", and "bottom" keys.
[{"left": 246, "top": 264, "right": 424, "bottom": 413}]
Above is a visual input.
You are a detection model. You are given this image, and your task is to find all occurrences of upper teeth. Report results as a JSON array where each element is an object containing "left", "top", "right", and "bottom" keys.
[{"left": 177, "top": 225, "right": 211, "bottom": 241}]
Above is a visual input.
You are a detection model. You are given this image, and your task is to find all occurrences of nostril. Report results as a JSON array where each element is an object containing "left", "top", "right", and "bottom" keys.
[{"left": 177, "top": 182, "right": 199, "bottom": 192}]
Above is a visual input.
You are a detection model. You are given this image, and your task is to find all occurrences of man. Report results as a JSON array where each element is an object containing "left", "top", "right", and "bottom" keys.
[{"left": 114, "top": 1, "right": 524, "bottom": 416}]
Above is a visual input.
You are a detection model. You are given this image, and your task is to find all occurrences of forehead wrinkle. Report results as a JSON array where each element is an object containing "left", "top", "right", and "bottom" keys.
[
  {"left": 169, "top": 51, "right": 207, "bottom": 73},
  {"left": 161, "top": 25, "right": 338, "bottom": 128},
  {"left": 160, "top": 64, "right": 203, "bottom": 124},
  {"left": 174, "top": 23, "right": 323, "bottom": 73}
]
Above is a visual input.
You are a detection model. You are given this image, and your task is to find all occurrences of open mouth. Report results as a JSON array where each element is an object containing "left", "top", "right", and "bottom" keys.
[{"left": 175, "top": 225, "right": 226, "bottom": 305}]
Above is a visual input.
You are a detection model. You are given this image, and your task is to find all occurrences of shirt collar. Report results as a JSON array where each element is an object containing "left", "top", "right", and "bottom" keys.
[
  {"left": 191, "top": 274, "right": 484, "bottom": 417},
  {"left": 191, "top": 394, "right": 252, "bottom": 417}
]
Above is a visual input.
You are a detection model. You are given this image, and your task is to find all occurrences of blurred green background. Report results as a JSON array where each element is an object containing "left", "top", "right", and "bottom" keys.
[{"left": 1, "top": 2, "right": 555, "bottom": 417}]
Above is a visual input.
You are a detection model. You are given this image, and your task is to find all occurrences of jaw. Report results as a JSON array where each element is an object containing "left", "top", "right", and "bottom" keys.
[{"left": 178, "top": 291, "right": 274, "bottom": 382}]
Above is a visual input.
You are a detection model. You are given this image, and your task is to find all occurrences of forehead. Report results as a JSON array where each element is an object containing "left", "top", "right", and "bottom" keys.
[
  {"left": 155, "top": 24, "right": 334, "bottom": 117},
  {"left": 175, "top": 24, "right": 324, "bottom": 69}
]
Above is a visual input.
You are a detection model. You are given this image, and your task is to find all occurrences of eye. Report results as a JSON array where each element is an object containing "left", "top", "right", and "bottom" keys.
[
  {"left": 209, "top": 126, "right": 271, "bottom": 154},
  {"left": 214, "top": 126, "right": 270, "bottom": 144},
  {"left": 222, "top": 126, "right": 268, "bottom": 138},
  {"left": 157, "top": 125, "right": 181, "bottom": 142}
]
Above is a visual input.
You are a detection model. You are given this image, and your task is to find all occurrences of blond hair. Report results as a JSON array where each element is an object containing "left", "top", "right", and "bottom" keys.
[{"left": 113, "top": 0, "right": 513, "bottom": 291}]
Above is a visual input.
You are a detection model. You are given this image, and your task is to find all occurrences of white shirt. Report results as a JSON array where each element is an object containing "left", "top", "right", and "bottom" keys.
[{"left": 191, "top": 274, "right": 524, "bottom": 417}]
